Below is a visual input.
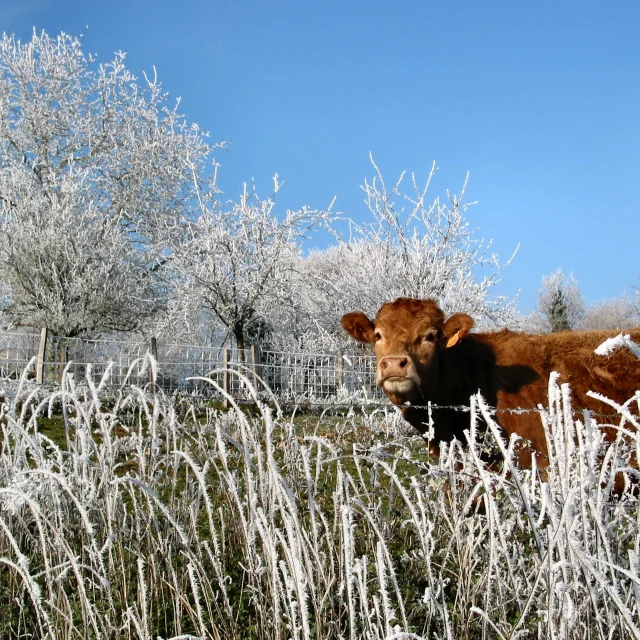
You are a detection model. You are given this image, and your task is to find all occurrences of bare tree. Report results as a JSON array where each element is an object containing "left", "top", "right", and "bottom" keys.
[
  {"left": 0, "top": 30, "right": 217, "bottom": 336},
  {"left": 537, "top": 269, "right": 585, "bottom": 332},
  {"left": 171, "top": 178, "right": 334, "bottom": 357}
]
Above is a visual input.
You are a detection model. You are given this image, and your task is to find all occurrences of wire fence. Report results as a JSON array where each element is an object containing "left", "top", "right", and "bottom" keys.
[
  {"left": 260, "top": 349, "right": 384, "bottom": 402},
  {"left": 2, "top": 330, "right": 639, "bottom": 420},
  {"left": 0, "top": 330, "right": 382, "bottom": 402}
]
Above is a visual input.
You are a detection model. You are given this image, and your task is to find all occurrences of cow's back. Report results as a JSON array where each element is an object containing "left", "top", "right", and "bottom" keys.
[
  {"left": 475, "top": 327, "right": 640, "bottom": 468},
  {"left": 482, "top": 327, "right": 640, "bottom": 402},
  {"left": 536, "top": 328, "right": 640, "bottom": 406}
]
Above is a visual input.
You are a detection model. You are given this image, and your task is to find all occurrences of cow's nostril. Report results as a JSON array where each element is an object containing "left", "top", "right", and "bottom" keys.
[{"left": 399, "top": 358, "right": 408, "bottom": 369}]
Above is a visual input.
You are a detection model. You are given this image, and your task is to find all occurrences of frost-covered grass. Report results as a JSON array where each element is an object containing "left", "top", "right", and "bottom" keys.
[{"left": 1, "top": 360, "right": 639, "bottom": 639}]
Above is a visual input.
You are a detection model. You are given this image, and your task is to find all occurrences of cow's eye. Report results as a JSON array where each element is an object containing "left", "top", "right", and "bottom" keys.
[
  {"left": 424, "top": 333, "right": 436, "bottom": 343},
  {"left": 374, "top": 331, "right": 382, "bottom": 342}
]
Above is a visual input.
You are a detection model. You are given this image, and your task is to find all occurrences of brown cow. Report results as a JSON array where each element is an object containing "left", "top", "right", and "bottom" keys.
[{"left": 341, "top": 297, "right": 640, "bottom": 469}]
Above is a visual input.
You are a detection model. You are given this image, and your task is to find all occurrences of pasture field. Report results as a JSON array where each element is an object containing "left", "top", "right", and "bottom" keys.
[{"left": 1, "top": 361, "right": 639, "bottom": 639}]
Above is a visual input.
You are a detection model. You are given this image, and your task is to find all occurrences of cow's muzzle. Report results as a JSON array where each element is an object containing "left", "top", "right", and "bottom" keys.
[
  {"left": 379, "top": 355, "right": 410, "bottom": 378},
  {"left": 377, "top": 356, "right": 418, "bottom": 395}
]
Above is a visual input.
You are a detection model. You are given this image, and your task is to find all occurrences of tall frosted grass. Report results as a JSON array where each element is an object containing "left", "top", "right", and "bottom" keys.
[{"left": 0, "top": 356, "right": 639, "bottom": 639}]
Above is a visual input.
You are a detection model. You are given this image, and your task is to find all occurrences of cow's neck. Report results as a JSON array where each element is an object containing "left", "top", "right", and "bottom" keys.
[
  {"left": 400, "top": 337, "right": 497, "bottom": 444},
  {"left": 438, "top": 336, "right": 497, "bottom": 405}
]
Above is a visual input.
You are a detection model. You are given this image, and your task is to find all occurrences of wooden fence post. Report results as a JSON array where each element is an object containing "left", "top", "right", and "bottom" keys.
[
  {"left": 250, "top": 344, "right": 261, "bottom": 393},
  {"left": 150, "top": 336, "right": 158, "bottom": 360},
  {"left": 149, "top": 336, "right": 158, "bottom": 393},
  {"left": 36, "top": 327, "right": 48, "bottom": 384},
  {"left": 337, "top": 351, "right": 344, "bottom": 389},
  {"left": 223, "top": 348, "right": 231, "bottom": 409}
]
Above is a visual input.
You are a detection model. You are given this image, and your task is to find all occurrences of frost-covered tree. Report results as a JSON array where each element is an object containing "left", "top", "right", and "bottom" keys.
[
  {"left": 578, "top": 295, "right": 640, "bottom": 331},
  {"left": 537, "top": 269, "right": 585, "bottom": 332},
  {"left": 297, "top": 158, "right": 518, "bottom": 348},
  {"left": 171, "top": 178, "right": 333, "bottom": 356},
  {"left": 0, "top": 279, "right": 10, "bottom": 329},
  {"left": 0, "top": 175, "right": 168, "bottom": 337},
  {"left": 0, "top": 30, "right": 216, "bottom": 336}
]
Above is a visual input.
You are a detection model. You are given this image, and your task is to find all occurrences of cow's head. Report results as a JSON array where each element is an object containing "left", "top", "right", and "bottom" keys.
[{"left": 341, "top": 298, "right": 473, "bottom": 405}]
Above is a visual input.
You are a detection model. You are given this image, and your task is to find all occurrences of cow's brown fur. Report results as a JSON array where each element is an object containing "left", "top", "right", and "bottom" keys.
[{"left": 341, "top": 297, "right": 640, "bottom": 470}]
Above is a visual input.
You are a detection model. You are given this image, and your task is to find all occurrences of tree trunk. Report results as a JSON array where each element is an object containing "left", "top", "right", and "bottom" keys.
[{"left": 234, "top": 326, "right": 246, "bottom": 364}]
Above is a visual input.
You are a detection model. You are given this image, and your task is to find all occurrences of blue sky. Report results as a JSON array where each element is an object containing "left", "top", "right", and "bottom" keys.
[{"left": 3, "top": 0, "right": 640, "bottom": 313}]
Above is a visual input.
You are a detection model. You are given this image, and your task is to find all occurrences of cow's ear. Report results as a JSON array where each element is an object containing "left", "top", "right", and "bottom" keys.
[
  {"left": 341, "top": 312, "right": 376, "bottom": 344},
  {"left": 442, "top": 313, "right": 474, "bottom": 348}
]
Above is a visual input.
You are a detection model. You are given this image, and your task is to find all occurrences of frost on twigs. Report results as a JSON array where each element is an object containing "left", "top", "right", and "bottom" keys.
[
  {"left": 168, "top": 177, "right": 336, "bottom": 356},
  {"left": 294, "top": 156, "right": 520, "bottom": 355},
  {"left": 595, "top": 333, "right": 640, "bottom": 360}
]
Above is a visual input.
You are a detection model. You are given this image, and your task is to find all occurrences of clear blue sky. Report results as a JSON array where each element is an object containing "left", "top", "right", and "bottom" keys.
[{"left": 3, "top": 0, "right": 639, "bottom": 313}]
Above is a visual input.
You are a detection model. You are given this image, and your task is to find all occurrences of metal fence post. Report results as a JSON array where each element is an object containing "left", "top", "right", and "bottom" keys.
[{"left": 36, "top": 327, "right": 48, "bottom": 384}]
